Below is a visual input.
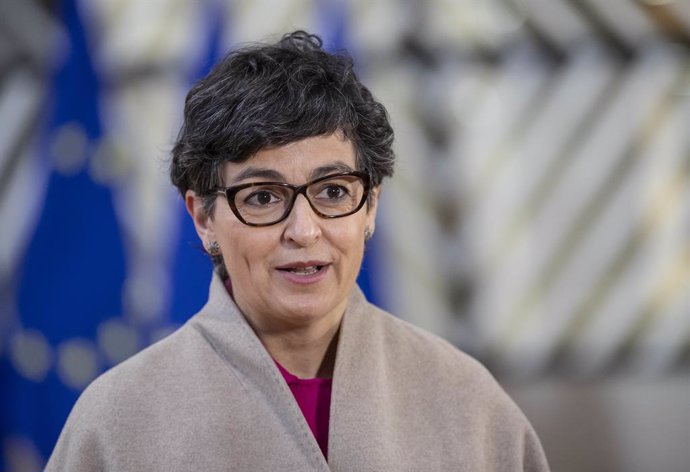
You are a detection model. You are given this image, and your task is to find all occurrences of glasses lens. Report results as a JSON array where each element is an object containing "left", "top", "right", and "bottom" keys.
[
  {"left": 307, "top": 174, "right": 366, "bottom": 216},
  {"left": 233, "top": 184, "right": 293, "bottom": 224}
]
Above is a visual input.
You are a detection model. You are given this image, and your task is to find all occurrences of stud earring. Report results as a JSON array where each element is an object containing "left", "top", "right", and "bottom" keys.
[
  {"left": 207, "top": 241, "right": 221, "bottom": 256},
  {"left": 364, "top": 228, "right": 373, "bottom": 241}
]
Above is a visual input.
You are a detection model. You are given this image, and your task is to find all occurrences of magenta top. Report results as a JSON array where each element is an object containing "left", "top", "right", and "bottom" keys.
[{"left": 275, "top": 360, "right": 332, "bottom": 458}]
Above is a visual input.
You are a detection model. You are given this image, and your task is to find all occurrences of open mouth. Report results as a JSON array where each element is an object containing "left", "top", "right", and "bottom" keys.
[
  {"left": 278, "top": 265, "right": 326, "bottom": 275},
  {"left": 275, "top": 260, "right": 331, "bottom": 278}
]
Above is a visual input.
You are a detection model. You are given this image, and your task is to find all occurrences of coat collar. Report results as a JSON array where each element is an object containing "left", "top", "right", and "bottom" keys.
[
  {"left": 191, "top": 273, "right": 377, "bottom": 470},
  {"left": 192, "top": 274, "right": 329, "bottom": 469}
]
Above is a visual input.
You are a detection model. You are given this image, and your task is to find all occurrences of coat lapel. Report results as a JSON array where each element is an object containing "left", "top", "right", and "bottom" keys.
[
  {"left": 193, "top": 275, "right": 331, "bottom": 471},
  {"left": 329, "top": 287, "right": 399, "bottom": 471}
]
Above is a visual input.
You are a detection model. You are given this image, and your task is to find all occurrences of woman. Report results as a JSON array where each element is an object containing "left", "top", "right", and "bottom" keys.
[{"left": 46, "top": 31, "right": 549, "bottom": 471}]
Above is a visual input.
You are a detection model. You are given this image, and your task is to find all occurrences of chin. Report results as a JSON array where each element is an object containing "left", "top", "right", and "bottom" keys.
[{"left": 276, "top": 294, "right": 343, "bottom": 324}]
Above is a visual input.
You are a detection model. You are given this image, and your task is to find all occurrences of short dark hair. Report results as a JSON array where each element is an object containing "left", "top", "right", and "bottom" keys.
[{"left": 170, "top": 30, "right": 395, "bottom": 217}]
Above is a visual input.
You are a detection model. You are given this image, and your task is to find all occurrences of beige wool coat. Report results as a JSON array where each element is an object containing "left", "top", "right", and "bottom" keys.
[{"left": 46, "top": 274, "right": 550, "bottom": 471}]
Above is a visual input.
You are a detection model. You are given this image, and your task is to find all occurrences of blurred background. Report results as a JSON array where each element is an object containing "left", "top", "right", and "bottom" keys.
[{"left": 1, "top": 0, "right": 688, "bottom": 470}]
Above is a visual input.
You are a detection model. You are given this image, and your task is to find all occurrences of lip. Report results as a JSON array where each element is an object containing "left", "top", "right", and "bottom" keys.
[{"left": 275, "top": 260, "right": 331, "bottom": 285}]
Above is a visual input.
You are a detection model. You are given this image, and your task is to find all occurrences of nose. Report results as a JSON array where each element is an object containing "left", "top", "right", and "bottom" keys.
[{"left": 282, "top": 194, "right": 321, "bottom": 246}]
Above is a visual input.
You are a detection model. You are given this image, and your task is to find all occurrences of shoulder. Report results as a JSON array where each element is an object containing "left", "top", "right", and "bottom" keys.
[
  {"left": 339, "top": 294, "right": 550, "bottom": 470},
  {"left": 356, "top": 301, "right": 550, "bottom": 469},
  {"left": 59, "top": 309, "right": 232, "bottom": 429},
  {"left": 359, "top": 300, "right": 529, "bottom": 419},
  {"left": 100, "top": 322, "right": 195, "bottom": 385},
  {"left": 63, "top": 324, "right": 196, "bottom": 418},
  {"left": 363, "top": 302, "right": 489, "bottom": 378},
  {"left": 44, "top": 324, "right": 197, "bottom": 471}
]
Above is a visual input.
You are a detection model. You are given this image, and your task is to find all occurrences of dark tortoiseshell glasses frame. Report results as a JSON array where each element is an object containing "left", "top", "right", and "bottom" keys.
[{"left": 212, "top": 171, "right": 371, "bottom": 227}]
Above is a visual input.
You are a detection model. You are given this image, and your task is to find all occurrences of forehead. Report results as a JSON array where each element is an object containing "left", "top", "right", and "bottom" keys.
[{"left": 222, "top": 134, "right": 357, "bottom": 184}]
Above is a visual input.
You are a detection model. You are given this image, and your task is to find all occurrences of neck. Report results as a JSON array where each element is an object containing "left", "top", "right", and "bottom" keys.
[{"left": 260, "top": 320, "right": 341, "bottom": 379}]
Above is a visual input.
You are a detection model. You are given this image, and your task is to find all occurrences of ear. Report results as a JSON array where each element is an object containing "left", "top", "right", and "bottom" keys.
[
  {"left": 185, "top": 190, "right": 216, "bottom": 247},
  {"left": 365, "top": 185, "right": 381, "bottom": 234}
]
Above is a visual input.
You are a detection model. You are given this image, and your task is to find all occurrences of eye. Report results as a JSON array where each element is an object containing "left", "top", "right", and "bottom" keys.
[
  {"left": 317, "top": 184, "right": 349, "bottom": 200},
  {"left": 244, "top": 189, "right": 282, "bottom": 206},
  {"left": 325, "top": 185, "right": 345, "bottom": 199}
]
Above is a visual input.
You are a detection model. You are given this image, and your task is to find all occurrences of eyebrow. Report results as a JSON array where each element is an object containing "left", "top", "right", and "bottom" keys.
[
  {"left": 309, "top": 162, "right": 355, "bottom": 179},
  {"left": 229, "top": 161, "right": 356, "bottom": 184},
  {"left": 230, "top": 167, "right": 284, "bottom": 183}
]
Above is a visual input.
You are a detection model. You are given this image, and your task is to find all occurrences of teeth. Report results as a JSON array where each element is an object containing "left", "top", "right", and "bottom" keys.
[{"left": 289, "top": 266, "right": 319, "bottom": 275}]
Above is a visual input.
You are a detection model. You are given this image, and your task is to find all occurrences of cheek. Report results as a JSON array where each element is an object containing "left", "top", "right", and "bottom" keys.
[
  {"left": 217, "top": 225, "right": 272, "bottom": 274},
  {"left": 236, "top": 234, "right": 275, "bottom": 266},
  {"left": 330, "top": 220, "right": 366, "bottom": 263}
]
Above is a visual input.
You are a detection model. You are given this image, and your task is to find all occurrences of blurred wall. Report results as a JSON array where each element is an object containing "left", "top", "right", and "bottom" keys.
[{"left": 1, "top": 0, "right": 688, "bottom": 471}]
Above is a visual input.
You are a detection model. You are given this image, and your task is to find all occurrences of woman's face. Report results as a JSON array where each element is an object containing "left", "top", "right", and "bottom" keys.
[{"left": 188, "top": 134, "right": 379, "bottom": 333}]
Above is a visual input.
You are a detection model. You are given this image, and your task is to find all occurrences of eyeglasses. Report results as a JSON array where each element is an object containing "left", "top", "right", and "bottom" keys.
[{"left": 213, "top": 171, "right": 371, "bottom": 227}]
